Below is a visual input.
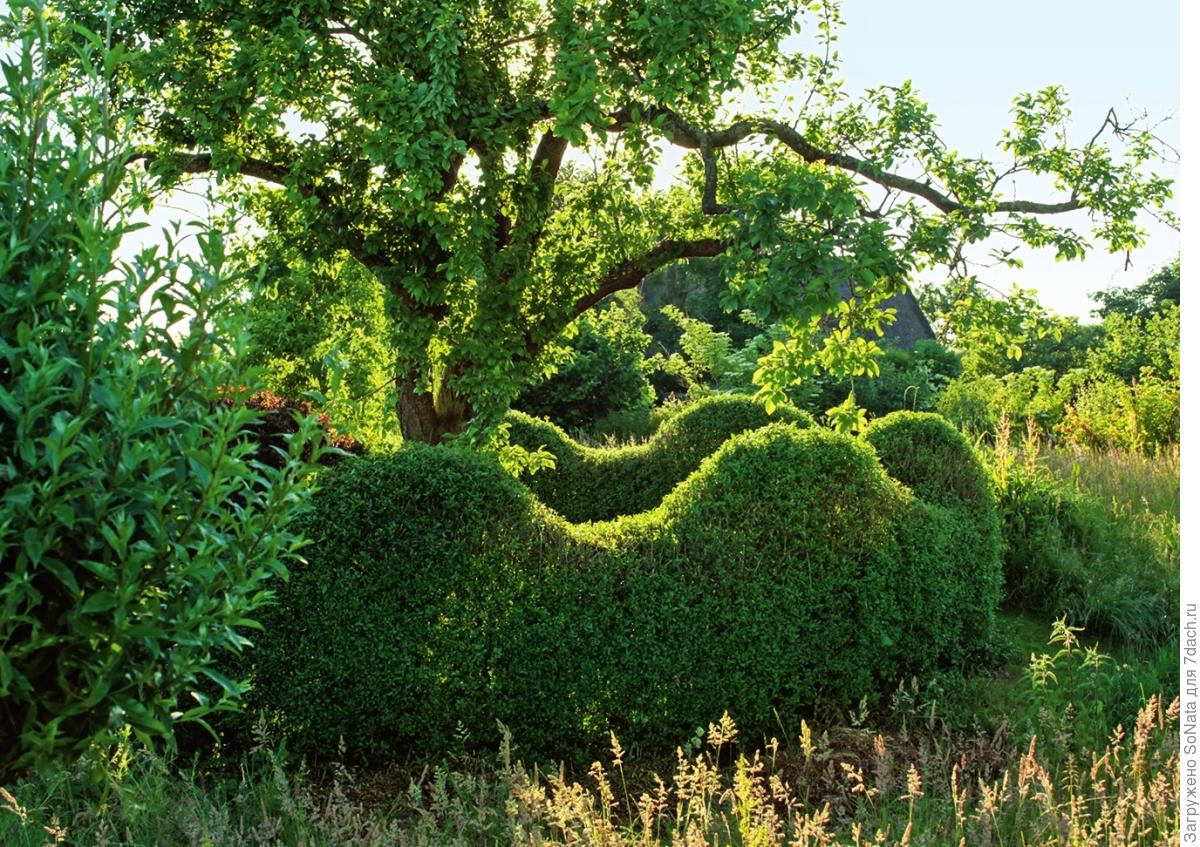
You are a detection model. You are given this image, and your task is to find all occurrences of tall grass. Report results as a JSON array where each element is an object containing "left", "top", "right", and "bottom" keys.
[
  {"left": 984, "top": 416, "right": 1178, "bottom": 646},
  {"left": 1043, "top": 443, "right": 1180, "bottom": 521},
  {"left": 1, "top": 628, "right": 1178, "bottom": 847},
  {"left": 0, "top": 703, "right": 1177, "bottom": 847}
]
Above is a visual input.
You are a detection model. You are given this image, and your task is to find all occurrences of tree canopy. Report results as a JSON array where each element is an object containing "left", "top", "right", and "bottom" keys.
[
  {"left": 1091, "top": 256, "right": 1179, "bottom": 320},
  {"left": 41, "top": 0, "right": 1175, "bottom": 444}
]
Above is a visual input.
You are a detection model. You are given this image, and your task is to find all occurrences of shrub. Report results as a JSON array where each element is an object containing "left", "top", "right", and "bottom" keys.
[
  {"left": 245, "top": 415, "right": 1002, "bottom": 764},
  {"left": 936, "top": 367, "right": 1065, "bottom": 439},
  {"left": 516, "top": 292, "right": 654, "bottom": 431},
  {"left": 506, "top": 394, "right": 812, "bottom": 521},
  {"left": 238, "top": 391, "right": 365, "bottom": 470},
  {"left": 862, "top": 412, "right": 1004, "bottom": 653},
  {"left": 807, "top": 340, "right": 962, "bottom": 419},
  {"left": 985, "top": 437, "right": 1177, "bottom": 645},
  {"left": 242, "top": 247, "right": 401, "bottom": 450},
  {"left": 0, "top": 13, "right": 317, "bottom": 774}
]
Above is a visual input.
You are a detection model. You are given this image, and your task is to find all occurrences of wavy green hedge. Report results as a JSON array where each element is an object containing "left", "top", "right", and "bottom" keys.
[
  {"left": 246, "top": 413, "right": 1001, "bottom": 764},
  {"left": 507, "top": 393, "right": 813, "bottom": 521}
]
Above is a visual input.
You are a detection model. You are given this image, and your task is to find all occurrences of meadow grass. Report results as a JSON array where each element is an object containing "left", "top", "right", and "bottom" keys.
[
  {"left": 983, "top": 419, "right": 1179, "bottom": 646},
  {"left": 0, "top": 623, "right": 1178, "bottom": 847},
  {"left": 1042, "top": 444, "right": 1179, "bottom": 521}
]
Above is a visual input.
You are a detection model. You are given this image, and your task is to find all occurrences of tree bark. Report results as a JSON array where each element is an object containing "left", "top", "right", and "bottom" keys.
[{"left": 395, "top": 373, "right": 470, "bottom": 444}]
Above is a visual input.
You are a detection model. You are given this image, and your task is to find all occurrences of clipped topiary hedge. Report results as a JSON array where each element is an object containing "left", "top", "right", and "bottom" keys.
[
  {"left": 506, "top": 393, "right": 813, "bottom": 521},
  {"left": 862, "top": 412, "right": 1004, "bottom": 661},
  {"left": 246, "top": 413, "right": 1001, "bottom": 764}
]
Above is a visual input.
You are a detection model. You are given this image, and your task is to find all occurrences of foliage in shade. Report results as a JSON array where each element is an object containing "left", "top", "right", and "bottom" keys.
[
  {"left": 0, "top": 12, "right": 319, "bottom": 775},
  {"left": 240, "top": 242, "right": 401, "bottom": 451},
  {"left": 244, "top": 413, "right": 1001, "bottom": 764},
  {"left": 238, "top": 391, "right": 365, "bottom": 469},
  {"left": 506, "top": 394, "right": 812, "bottom": 521},
  {"left": 515, "top": 292, "right": 654, "bottom": 432}
]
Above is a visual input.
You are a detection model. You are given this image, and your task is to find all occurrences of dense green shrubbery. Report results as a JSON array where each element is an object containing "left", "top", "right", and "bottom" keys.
[
  {"left": 936, "top": 302, "right": 1179, "bottom": 453},
  {"left": 242, "top": 244, "right": 401, "bottom": 450},
  {"left": 989, "top": 454, "right": 1177, "bottom": 645},
  {"left": 516, "top": 292, "right": 655, "bottom": 431},
  {"left": 807, "top": 340, "right": 962, "bottom": 419},
  {"left": 507, "top": 394, "right": 812, "bottom": 521},
  {"left": 246, "top": 414, "right": 1001, "bottom": 763},
  {"left": 861, "top": 413, "right": 1004, "bottom": 654},
  {"left": 937, "top": 367, "right": 1067, "bottom": 438},
  {"left": 0, "top": 16, "right": 316, "bottom": 774}
]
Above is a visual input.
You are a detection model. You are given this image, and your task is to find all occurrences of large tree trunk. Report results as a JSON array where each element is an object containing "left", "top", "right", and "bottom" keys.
[{"left": 395, "top": 373, "right": 470, "bottom": 444}]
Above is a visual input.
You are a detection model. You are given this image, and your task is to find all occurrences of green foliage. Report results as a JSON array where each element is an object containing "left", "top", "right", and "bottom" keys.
[
  {"left": 0, "top": 661, "right": 1180, "bottom": 847},
  {"left": 76, "top": 0, "right": 1173, "bottom": 441},
  {"left": 651, "top": 304, "right": 764, "bottom": 394},
  {"left": 1085, "top": 302, "right": 1179, "bottom": 384},
  {"left": 516, "top": 292, "right": 654, "bottom": 431},
  {"left": 805, "top": 340, "right": 962, "bottom": 420},
  {"left": 937, "top": 301, "right": 1179, "bottom": 452},
  {"left": 1056, "top": 371, "right": 1179, "bottom": 453},
  {"left": 861, "top": 413, "right": 1003, "bottom": 653},
  {"left": 507, "top": 394, "right": 812, "bottom": 522},
  {"left": 918, "top": 278, "right": 1068, "bottom": 377},
  {"left": 242, "top": 241, "right": 400, "bottom": 450},
  {"left": 1015, "top": 318, "right": 1105, "bottom": 377},
  {"left": 640, "top": 258, "right": 762, "bottom": 352},
  {"left": 1025, "top": 619, "right": 1175, "bottom": 761},
  {"left": 245, "top": 415, "right": 1001, "bottom": 763},
  {"left": 0, "top": 9, "right": 317, "bottom": 775},
  {"left": 936, "top": 367, "right": 1066, "bottom": 438},
  {"left": 1092, "top": 255, "right": 1179, "bottom": 320},
  {"left": 985, "top": 437, "right": 1177, "bottom": 645}
]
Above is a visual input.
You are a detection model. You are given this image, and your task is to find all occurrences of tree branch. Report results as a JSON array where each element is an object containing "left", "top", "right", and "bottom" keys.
[
  {"left": 568, "top": 237, "right": 728, "bottom": 320},
  {"left": 603, "top": 106, "right": 1084, "bottom": 217},
  {"left": 519, "top": 129, "right": 569, "bottom": 253},
  {"left": 127, "top": 150, "right": 295, "bottom": 189}
]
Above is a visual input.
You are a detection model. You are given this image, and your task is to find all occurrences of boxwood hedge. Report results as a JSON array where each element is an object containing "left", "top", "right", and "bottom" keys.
[
  {"left": 506, "top": 393, "right": 812, "bottom": 521},
  {"left": 245, "top": 413, "right": 1001, "bottom": 764}
]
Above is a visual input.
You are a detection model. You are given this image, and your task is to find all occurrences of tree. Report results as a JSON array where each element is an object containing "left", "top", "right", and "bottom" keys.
[
  {"left": 1091, "top": 255, "right": 1179, "bottom": 320},
  {"left": 53, "top": 0, "right": 1174, "bottom": 444},
  {"left": 916, "top": 278, "right": 1069, "bottom": 378}
]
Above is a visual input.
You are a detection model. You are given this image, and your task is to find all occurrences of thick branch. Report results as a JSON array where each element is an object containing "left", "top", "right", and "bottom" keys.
[
  {"left": 519, "top": 130, "right": 569, "bottom": 252},
  {"left": 569, "top": 237, "right": 728, "bottom": 320},
  {"left": 128, "top": 150, "right": 295, "bottom": 189}
]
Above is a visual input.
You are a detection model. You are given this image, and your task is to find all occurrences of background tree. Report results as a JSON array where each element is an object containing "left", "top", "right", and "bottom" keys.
[
  {"left": 63, "top": 0, "right": 1174, "bottom": 444},
  {"left": 1091, "top": 255, "right": 1179, "bottom": 320}
]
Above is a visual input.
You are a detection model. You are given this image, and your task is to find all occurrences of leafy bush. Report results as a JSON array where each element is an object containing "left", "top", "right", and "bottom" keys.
[
  {"left": 242, "top": 244, "right": 401, "bottom": 450},
  {"left": 986, "top": 436, "right": 1177, "bottom": 645},
  {"left": 936, "top": 367, "right": 1066, "bottom": 438},
  {"left": 862, "top": 412, "right": 1004, "bottom": 653},
  {"left": 245, "top": 415, "right": 1001, "bottom": 763},
  {"left": 1057, "top": 371, "right": 1179, "bottom": 452},
  {"left": 807, "top": 340, "right": 962, "bottom": 419},
  {"left": 516, "top": 292, "right": 654, "bottom": 431},
  {"left": 1086, "top": 303, "right": 1179, "bottom": 384},
  {"left": 238, "top": 391, "right": 365, "bottom": 469},
  {"left": 1027, "top": 619, "right": 1179, "bottom": 761},
  {"left": 507, "top": 394, "right": 812, "bottom": 521},
  {"left": 0, "top": 13, "right": 317, "bottom": 774}
]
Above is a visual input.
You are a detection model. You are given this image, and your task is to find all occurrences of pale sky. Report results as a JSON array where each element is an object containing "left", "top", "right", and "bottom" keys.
[{"left": 834, "top": 1, "right": 1180, "bottom": 320}]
